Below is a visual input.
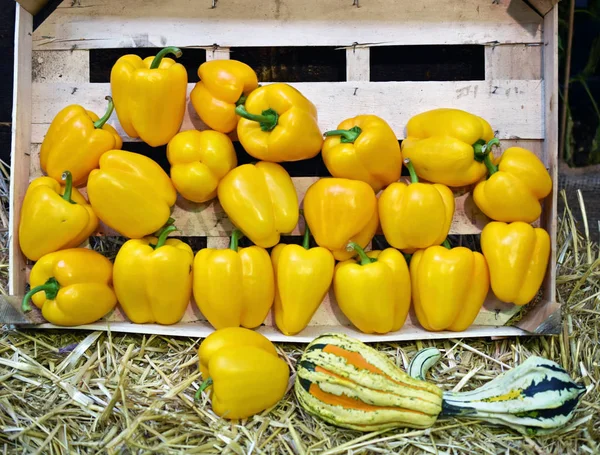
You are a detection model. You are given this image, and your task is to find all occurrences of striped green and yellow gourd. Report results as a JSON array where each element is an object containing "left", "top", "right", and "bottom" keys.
[
  {"left": 294, "top": 333, "right": 443, "bottom": 431},
  {"left": 296, "top": 333, "right": 586, "bottom": 435}
]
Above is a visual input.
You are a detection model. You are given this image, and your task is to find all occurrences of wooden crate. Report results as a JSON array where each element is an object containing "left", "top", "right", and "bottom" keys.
[{"left": 5, "top": 0, "right": 559, "bottom": 342}]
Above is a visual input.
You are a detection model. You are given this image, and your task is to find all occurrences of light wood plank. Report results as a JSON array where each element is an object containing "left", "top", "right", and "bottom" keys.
[
  {"left": 206, "top": 47, "right": 230, "bottom": 61},
  {"left": 485, "top": 44, "right": 542, "bottom": 80},
  {"left": 32, "top": 50, "right": 90, "bottom": 83},
  {"left": 28, "top": 322, "right": 529, "bottom": 343},
  {"left": 518, "top": 5, "right": 559, "bottom": 335},
  {"left": 32, "top": 0, "right": 542, "bottom": 50},
  {"left": 346, "top": 47, "right": 370, "bottom": 81},
  {"left": 9, "top": 5, "right": 33, "bottom": 296},
  {"left": 30, "top": 80, "right": 545, "bottom": 143}
]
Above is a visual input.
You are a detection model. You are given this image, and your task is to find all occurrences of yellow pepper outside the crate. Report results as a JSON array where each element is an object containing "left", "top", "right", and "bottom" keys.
[{"left": 196, "top": 327, "right": 290, "bottom": 420}]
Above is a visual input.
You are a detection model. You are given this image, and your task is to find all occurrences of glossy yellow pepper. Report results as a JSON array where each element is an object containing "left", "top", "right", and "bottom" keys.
[
  {"left": 379, "top": 159, "right": 454, "bottom": 253},
  {"left": 40, "top": 96, "right": 122, "bottom": 187},
  {"left": 401, "top": 108, "right": 498, "bottom": 187},
  {"left": 333, "top": 243, "right": 411, "bottom": 334},
  {"left": 190, "top": 59, "right": 259, "bottom": 133},
  {"left": 113, "top": 225, "right": 193, "bottom": 325},
  {"left": 167, "top": 130, "right": 237, "bottom": 203},
  {"left": 193, "top": 230, "right": 274, "bottom": 329},
  {"left": 303, "top": 178, "right": 379, "bottom": 261},
  {"left": 474, "top": 147, "right": 553, "bottom": 223},
  {"left": 21, "top": 248, "right": 117, "bottom": 326},
  {"left": 235, "top": 83, "right": 323, "bottom": 162},
  {"left": 481, "top": 222, "right": 550, "bottom": 305},
  {"left": 410, "top": 241, "right": 489, "bottom": 332},
  {"left": 271, "top": 217, "right": 335, "bottom": 336},
  {"left": 87, "top": 150, "right": 177, "bottom": 239},
  {"left": 322, "top": 115, "right": 402, "bottom": 193},
  {"left": 196, "top": 327, "right": 289, "bottom": 420},
  {"left": 19, "top": 172, "right": 98, "bottom": 261},
  {"left": 110, "top": 47, "right": 187, "bottom": 147},
  {"left": 217, "top": 162, "right": 298, "bottom": 248}
]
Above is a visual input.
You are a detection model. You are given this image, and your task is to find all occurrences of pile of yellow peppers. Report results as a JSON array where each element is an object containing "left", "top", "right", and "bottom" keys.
[{"left": 20, "top": 49, "right": 553, "bottom": 333}]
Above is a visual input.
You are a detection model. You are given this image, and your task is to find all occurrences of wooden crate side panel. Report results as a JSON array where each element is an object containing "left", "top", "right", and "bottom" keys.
[
  {"left": 30, "top": 81, "right": 545, "bottom": 143},
  {"left": 32, "top": 50, "right": 90, "bottom": 83},
  {"left": 517, "top": 6, "right": 560, "bottom": 334},
  {"left": 9, "top": 5, "right": 33, "bottom": 295},
  {"left": 484, "top": 44, "right": 542, "bottom": 80},
  {"left": 33, "top": 0, "right": 543, "bottom": 50}
]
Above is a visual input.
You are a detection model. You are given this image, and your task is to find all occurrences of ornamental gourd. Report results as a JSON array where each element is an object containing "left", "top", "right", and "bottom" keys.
[{"left": 296, "top": 334, "right": 585, "bottom": 435}]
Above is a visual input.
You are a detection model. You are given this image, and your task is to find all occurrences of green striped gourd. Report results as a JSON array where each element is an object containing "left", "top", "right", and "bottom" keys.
[
  {"left": 294, "top": 333, "right": 444, "bottom": 431},
  {"left": 407, "top": 348, "right": 586, "bottom": 436}
]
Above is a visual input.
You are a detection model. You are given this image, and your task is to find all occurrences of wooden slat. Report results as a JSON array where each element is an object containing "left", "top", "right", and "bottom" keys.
[
  {"left": 9, "top": 5, "right": 33, "bottom": 296},
  {"left": 30, "top": 80, "right": 545, "bottom": 143},
  {"left": 27, "top": 321, "right": 529, "bottom": 343},
  {"left": 517, "top": 6, "right": 559, "bottom": 335},
  {"left": 485, "top": 44, "right": 542, "bottom": 80},
  {"left": 205, "top": 47, "right": 230, "bottom": 61},
  {"left": 32, "top": 50, "right": 89, "bottom": 83},
  {"left": 32, "top": 0, "right": 542, "bottom": 50},
  {"left": 346, "top": 47, "right": 370, "bottom": 81}
]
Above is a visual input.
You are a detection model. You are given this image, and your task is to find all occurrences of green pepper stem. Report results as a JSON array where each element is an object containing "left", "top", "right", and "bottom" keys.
[
  {"left": 346, "top": 242, "right": 375, "bottom": 265},
  {"left": 22, "top": 277, "right": 60, "bottom": 313},
  {"left": 323, "top": 126, "right": 362, "bottom": 144},
  {"left": 442, "top": 239, "right": 452, "bottom": 250},
  {"left": 154, "top": 225, "right": 178, "bottom": 249},
  {"left": 93, "top": 96, "right": 114, "bottom": 129},
  {"left": 61, "top": 171, "right": 75, "bottom": 204},
  {"left": 235, "top": 105, "right": 279, "bottom": 132},
  {"left": 229, "top": 229, "right": 244, "bottom": 251},
  {"left": 483, "top": 153, "right": 498, "bottom": 176},
  {"left": 195, "top": 377, "right": 213, "bottom": 400},
  {"left": 483, "top": 137, "right": 501, "bottom": 154},
  {"left": 299, "top": 209, "right": 311, "bottom": 250},
  {"left": 404, "top": 158, "right": 419, "bottom": 184},
  {"left": 236, "top": 94, "right": 247, "bottom": 107},
  {"left": 149, "top": 46, "right": 182, "bottom": 69}
]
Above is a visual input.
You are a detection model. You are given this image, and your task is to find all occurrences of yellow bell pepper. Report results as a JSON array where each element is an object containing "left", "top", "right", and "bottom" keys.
[
  {"left": 410, "top": 241, "right": 489, "bottom": 332},
  {"left": 110, "top": 47, "right": 188, "bottom": 147},
  {"left": 333, "top": 243, "right": 411, "bottom": 334},
  {"left": 322, "top": 115, "right": 402, "bottom": 193},
  {"left": 303, "top": 178, "right": 379, "bottom": 261},
  {"left": 113, "top": 225, "right": 193, "bottom": 325},
  {"left": 40, "top": 96, "right": 122, "bottom": 187},
  {"left": 235, "top": 83, "right": 323, "bottom": 162},
  {"left": 196, "top": 327, "right": 289, "bottom": 420},
  {"left": 271, "top": 215, "right": 335, "bottom": 336},
  {"left": 379, "top": 159, "right": 454, "bottom": 253},
  {"left": 87, "top": 150, "right": 177, "bottom": 239},
  {"left": 217, "top": 162, "right": 298, "bottom": 248},
  {"left": 21, "top": 248, "right": 117, "bottom": 326},
  {"left": 18, "top": 171, "right": 98, "bottom": 261},
  {"left": 401, "top": 108, "right": 498, "bottom": 187},
  {"left": 190, "top": 59, "right": 259, "bottom": 134},
  {"left": 474, "top": 147, "right": 553, "bottom": 223},
  {"left": 193, "top": 229, "right": 274, "bottom": 329},
  {"left": 167, "top": 130, "right": 237, "bottom": 203},
  {"left": 481, "top": 222, "right": 550, "bottom": 305}
]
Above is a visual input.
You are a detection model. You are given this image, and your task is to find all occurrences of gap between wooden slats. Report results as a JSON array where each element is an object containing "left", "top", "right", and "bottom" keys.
[
  {"left": 30, "top": 80, "right": 545, "bottom": 142},
  {"left": 32, "top": 0, "right": 543, "bottom": 50}
]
